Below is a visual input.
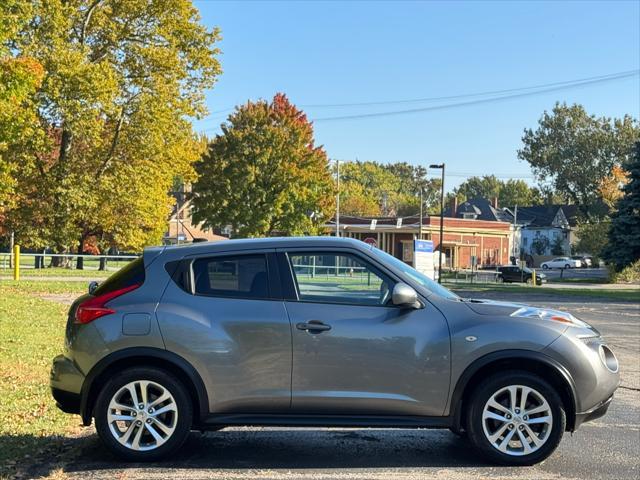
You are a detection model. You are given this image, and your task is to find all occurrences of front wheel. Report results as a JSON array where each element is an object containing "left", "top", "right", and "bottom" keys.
[
  {"left": 94, "top": 367, "right": 193, "bottom": 461},
  {"left": 565, "top": 264, "right": 571, "bottom": 269},
  {"left": 542, "top": 265, "right": 549, "bottom": 270},
  {"left": 466, "top": 371, "right": 566, "bottom": 465}
]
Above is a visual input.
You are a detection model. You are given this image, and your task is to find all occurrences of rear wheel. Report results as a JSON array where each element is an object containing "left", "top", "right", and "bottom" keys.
[
  {"left": 94, "top": 367, "right": 192, "bottom": 461},
  {"left": 466, "top": 371, "right": 565, "bottom": 465},
  {"left": 542, "top": 264, "right": 549, "bottom": 270}
]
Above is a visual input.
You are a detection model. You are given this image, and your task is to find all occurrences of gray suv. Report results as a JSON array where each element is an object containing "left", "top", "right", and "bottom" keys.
[{"left": 50, "top": 237, "right": 619, "bottom": 465}]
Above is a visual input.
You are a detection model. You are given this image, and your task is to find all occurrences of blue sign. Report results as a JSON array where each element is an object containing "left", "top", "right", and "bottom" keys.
[{"left": 414, "top": 240, "right": 434, "bottom": 253}]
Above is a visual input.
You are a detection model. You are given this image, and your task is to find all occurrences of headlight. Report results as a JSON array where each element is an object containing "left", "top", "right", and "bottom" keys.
[{"left": 510, "top": 306, "right": 590, "bottom": 327}]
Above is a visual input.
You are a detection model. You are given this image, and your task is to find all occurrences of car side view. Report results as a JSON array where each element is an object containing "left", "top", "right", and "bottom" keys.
[
  {"left": 50, "top": 237, "right": 619, "bottom": 465},
  {"left": 497, "top": 265, "right": 546, "bottom": 285}
]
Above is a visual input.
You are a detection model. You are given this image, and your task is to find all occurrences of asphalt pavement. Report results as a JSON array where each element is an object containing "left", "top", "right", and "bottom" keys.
[{"left": 24, "top": 291, "right": 640, "bottom": 480}]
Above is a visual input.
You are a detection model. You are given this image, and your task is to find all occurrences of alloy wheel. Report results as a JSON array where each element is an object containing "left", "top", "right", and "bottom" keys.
[
  {"left": 481, "top": 385, "right": 553, "bottom": 456},
  {"left": 107, "top": 380, "right": 178, "bottom": 451}
]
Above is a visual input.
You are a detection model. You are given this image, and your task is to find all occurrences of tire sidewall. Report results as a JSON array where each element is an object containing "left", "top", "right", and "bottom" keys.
[
  {"left": 94, "top": 367, "right": 193, "bottom": 461},
  {"left": 466, "top": 371, "right": 566, "bottom": 466}
]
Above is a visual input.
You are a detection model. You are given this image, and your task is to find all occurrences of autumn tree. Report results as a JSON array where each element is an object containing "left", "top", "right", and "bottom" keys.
[
  {"left": 1, "top": 0, "right": 221, "bottom": 260},
  {"left": 0, "top": 2, "right": 44, "bottom": 217},
  {"left": 518, "top": 103, "right": 639, "bottom": 218},
  {"left": 338, "top": 160, "right": 440, "bottom": 217},
  {"left": 191, "top": 94, "right": 335, "bottom": 237}
]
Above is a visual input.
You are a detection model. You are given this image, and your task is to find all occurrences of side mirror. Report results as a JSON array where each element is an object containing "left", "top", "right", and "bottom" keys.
[
  {"left": 88, "top": 281, "right": 99, "bottom": 295},
  {"left": 392, "top": 283, "right": 421, "bottom": 308}
]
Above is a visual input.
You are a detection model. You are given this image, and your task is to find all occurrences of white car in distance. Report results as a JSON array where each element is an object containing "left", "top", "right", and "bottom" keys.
[{"left": 540, "top": 257, "right": 582, "bottom": 269}]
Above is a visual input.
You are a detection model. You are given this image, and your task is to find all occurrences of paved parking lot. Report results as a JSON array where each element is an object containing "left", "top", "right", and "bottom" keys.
[{"left": 26, "top": 291, "right": 639, "bottom": 480}]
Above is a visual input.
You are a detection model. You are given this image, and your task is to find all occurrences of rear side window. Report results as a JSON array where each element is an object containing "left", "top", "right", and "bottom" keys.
[
  {"left": 93, "top": 257, "right": 145, "bottom": 296},
  {"left": 192, "top": 254, "right": 269, "bottom": 299}
]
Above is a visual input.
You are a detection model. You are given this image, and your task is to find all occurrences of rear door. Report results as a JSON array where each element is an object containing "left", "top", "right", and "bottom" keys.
[
  {"left": 279, "top": 248, "right": 451, "bottom": 416},
  {"left": 156, "top": 250, "right": 292, "bottom": 414}
]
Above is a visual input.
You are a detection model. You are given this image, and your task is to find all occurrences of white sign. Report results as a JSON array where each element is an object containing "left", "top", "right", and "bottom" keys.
[
  {"left": 413, "top": 239, "right": 435, "bottom": 280},
  {"left": 370, "top": 219, "right": 377, "bottom": 230},
  {"left": 396, "top": 218, "right": 403, "bottom": 228}
]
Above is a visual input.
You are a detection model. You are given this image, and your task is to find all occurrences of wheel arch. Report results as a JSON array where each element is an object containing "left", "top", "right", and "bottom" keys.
[
  {"left": 80, "top": 347, "right": 208, "bottom": 426},
  {"left": 450, "top": 350, "right": 578, "bottom": 433}
]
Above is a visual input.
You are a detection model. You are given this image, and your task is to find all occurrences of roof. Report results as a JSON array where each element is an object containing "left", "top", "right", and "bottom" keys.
[
  {"left": 146, "top": 236, "right": 374, "bottom": 259},
  {"left": 505, "top": 204, "right": 581, "bottom": 228},
  {"left": 445, "top": 197, "right": 512, "bottom": 222}
]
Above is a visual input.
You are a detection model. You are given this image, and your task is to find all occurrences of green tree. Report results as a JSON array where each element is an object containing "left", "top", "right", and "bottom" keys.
[
  {"left": 2, "top": 0, "right": 221, "bottom": 257},
  {"left": 338, "top": 160, "right": 440, "bottom": 217},
  {"left": 575, "top": 221, "right": 610, "bottom": 258},
  {"left": 499, "top": 179, "right": 542, "bottom": 207},
  {"left": 550, "top": 235, "right": 565, "bottom": 256},
  {"left": 603, "top": 143, "right": 640, "bottom": 271},
  {"left": 191, "top": 94, "right": 335, "bottom": 237},
  {"left": 518, "top": 103, "right": 639, "bottom": 218},
  {"left": 448, "top": 175, "right": 542, "bottom": 208}
]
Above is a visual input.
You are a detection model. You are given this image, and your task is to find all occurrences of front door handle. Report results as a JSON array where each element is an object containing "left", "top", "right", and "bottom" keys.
[{"left": 296, "top": 320, "right": 332, "bottom": 333}]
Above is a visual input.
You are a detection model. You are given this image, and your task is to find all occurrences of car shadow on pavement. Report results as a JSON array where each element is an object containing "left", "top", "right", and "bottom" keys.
[{"left": 44, "top": 428, "right": 493, "bottom": 476}]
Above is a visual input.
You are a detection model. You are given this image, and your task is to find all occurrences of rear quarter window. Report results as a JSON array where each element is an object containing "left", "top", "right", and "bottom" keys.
[{"left": 93, "top": 257, "right": 145, "bottom": 296}]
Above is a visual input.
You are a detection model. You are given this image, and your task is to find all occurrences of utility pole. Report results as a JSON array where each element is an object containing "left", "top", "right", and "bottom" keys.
[
  {"left": 336, "top": 159, "right": 340, "bottom": 237},
  {"left": 429, "top": 163, "right": 445, "bottom": 283},
  {"left": 419, "top": 187, "right": 423, "bottom": 240}
]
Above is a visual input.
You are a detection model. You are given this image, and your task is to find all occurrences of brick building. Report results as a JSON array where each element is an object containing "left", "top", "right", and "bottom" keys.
[{"left": 327, "top": 214, "right": 512, "bottom": 269}]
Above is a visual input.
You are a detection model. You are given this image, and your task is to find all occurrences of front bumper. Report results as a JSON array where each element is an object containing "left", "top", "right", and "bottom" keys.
[{"left": 575, "top": 394, "right": 614, "bottom": 429}]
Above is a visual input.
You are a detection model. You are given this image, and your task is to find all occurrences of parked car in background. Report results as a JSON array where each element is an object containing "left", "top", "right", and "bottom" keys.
[
  {"left": 497, "top": 265, "right": 546, "bottom": 284},
  {"left": 51, "top": 237, "right": 619, "bottom": 465},
  {"left": 541, "top": 257, "right": 581, "bottom": 269},
  {"left": 571, "top": 255, "right": 592, "bottom": 268}
]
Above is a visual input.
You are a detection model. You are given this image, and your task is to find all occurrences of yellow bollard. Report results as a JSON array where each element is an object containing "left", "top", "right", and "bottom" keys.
[
  {"left": 13, "top": 244, "right": 20, "bottom": 281},
  {"left": 532, "top": 268, "right": 536, "bottom": 286}
]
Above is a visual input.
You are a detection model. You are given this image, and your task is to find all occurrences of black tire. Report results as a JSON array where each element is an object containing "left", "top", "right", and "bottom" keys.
[
  {"left": 564, "top": 264, "right": 570, "bottom": 269},
  {"left": 94, "top": 367, "right": 193, "bottom": 461},
  {"left": 465, "top": 371, "right": 566, "bottom": 466},
  {"left": 542, "top": 264, "right": 548, "bottom": 270}
]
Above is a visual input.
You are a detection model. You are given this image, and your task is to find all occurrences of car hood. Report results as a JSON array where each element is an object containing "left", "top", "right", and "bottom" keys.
[{"left": 462, "top": 298, "right": 526, "bottom": 316}]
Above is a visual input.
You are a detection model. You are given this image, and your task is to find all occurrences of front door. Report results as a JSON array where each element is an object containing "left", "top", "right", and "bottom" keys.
[{"left": 281, "top": 249, "right": 450, "bottom": 417}]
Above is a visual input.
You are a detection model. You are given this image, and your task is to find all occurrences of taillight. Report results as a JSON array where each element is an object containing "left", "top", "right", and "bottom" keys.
[{"left": 74, "top": 284, "right": 141, "bottom": 324}]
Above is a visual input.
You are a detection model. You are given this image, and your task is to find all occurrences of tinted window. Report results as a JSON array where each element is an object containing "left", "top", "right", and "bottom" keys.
[
  {"left": 192, "top": 254, "right": 269, "bottom": 299},
  {"left": 288, "top": 253, "right": 393, "bottom": 306},
  {"left": 93, "top": 257, "right": 145, "bottom": 296}
]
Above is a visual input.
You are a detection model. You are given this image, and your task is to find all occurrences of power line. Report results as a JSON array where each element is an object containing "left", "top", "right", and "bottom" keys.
[
  {"left": 311, "top": 70, "right": 639, "bottom": 122},
  {"left": 197, "top": 69, "right": 639, "bottom": 129},
  {"left": 302, "top": 70, "right": 639, "bottom": 108}
]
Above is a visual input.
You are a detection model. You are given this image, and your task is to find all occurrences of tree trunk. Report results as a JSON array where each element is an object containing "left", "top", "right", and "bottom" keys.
[
  {"left": 99, "top": 256, "right": 107, "bottom": 271},
  {"left": 76, "top": 237, "right": 84, "bottom": 270}
]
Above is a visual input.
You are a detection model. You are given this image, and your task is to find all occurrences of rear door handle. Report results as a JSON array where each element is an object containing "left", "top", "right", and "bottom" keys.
[{"left": 296, "top": 320, "right": 332, "bottom": 333}]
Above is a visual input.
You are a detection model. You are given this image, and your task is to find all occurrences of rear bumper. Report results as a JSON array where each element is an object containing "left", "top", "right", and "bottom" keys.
[
  {"left": 51, "top": 387, "right": 81, "bottom": 414},
  {"left": 50, "top": 354, "right": 85, "bottom": 414},
  {"left": 574, "top": 394, "right": 614, "bottom": 429}
]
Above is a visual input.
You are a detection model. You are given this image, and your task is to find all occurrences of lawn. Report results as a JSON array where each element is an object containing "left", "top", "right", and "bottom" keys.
[
  {"left": 0, "top": 266, "right": 120, "bottom": 278},
  {"left": 0, "top": 281, "right": 87, "bottom": 479}
]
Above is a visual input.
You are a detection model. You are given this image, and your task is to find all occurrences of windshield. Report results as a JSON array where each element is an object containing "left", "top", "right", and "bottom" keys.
[{"left": 369, "top": 247, "right": 459, "bottom": 300}]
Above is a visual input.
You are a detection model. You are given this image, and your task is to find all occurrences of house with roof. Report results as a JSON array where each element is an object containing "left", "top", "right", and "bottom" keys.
[{"left": 501, "top": 204, "right": 581, "bottom": 258}]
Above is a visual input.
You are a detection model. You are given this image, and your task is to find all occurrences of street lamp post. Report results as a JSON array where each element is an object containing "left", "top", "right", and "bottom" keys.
[{"left": 429, "top": 163, "right": 445, "bottom": 283}]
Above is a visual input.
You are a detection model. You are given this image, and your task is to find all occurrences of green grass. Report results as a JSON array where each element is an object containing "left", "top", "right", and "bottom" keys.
[
  {"left": 0, "top": 267, "right": 118, "bottom": 278},
  {"left": 448, "top": 283, "right": 640, "bottom": 302},
  {"left": 546, "top": 277, "right": 607, "bottom": 284},
  {"left": 0, "top": 281, "right": 85, "bottom": 478}
]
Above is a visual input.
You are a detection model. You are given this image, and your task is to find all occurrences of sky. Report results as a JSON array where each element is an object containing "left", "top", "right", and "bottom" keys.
[{"left": 192, "top": 0, "right": 640, "bottom": 191}]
